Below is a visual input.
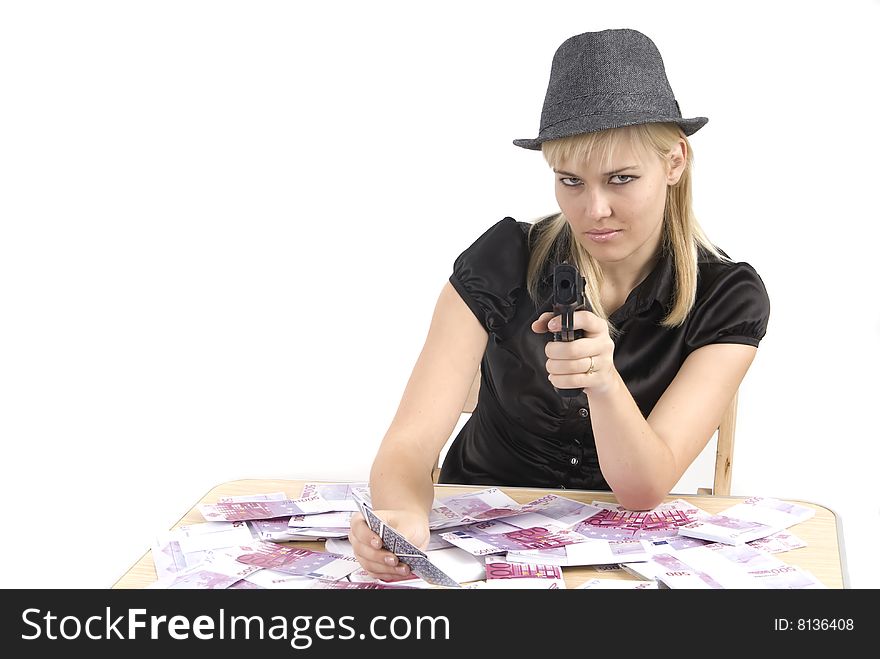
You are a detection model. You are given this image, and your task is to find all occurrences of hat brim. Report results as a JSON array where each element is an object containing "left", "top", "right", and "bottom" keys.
[{"left": 513, "top": 116, "right": 709, "bottom": 150}]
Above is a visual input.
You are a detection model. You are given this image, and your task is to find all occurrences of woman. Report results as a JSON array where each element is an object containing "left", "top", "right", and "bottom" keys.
[{"left": 349, "top": 28, "right": 770, "bottom": 580}]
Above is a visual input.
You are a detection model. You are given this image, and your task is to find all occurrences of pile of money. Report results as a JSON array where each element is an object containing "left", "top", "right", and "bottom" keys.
[{"left": 147, "top": 486, "right": 824, "bottom": 589}]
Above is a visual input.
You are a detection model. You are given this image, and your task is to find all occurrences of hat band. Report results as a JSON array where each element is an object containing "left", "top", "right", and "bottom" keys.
[{"left": 540, "top": 92, "right": 680, "bottom": 131}]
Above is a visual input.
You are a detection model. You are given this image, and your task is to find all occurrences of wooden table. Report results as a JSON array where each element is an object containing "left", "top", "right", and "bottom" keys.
[{"left": 113, "top": 478, "right": 848, "bottom": 589}]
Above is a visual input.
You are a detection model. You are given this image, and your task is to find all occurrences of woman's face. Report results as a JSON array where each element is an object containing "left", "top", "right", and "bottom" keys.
[{"left": 553, "top": 138, "right": 686, "bottom": 268}]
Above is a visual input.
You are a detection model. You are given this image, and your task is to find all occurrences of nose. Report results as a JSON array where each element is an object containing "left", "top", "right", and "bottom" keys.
[{"left": 583, "top": 186, "right": 611, "bottom": 221}]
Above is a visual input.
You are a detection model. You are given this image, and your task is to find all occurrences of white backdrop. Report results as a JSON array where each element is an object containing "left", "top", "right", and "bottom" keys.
[{"left": 1, "top": 0, "right": 878, "bottom": 588}]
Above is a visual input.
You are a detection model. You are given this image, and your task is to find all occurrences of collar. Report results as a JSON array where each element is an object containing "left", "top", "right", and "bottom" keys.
[{"left": 609, "top": 249, "right": 675, "bottom": 325}]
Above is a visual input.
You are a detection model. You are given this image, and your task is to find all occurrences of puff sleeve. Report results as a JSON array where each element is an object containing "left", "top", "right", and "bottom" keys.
[
  {"left": 449, "top": 217, "right": 531, "bottom": 334},
  {"left": 684, "top": 261, "right": 771, "bottom": 355}
]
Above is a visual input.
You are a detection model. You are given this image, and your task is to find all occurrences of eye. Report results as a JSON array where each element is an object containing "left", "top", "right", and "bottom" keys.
[
  {"left": 558, "top": 176, "right": 581, "bottom": 187},
  {"left": 610, "top": 174, "right": 636, "bottom": 184}
]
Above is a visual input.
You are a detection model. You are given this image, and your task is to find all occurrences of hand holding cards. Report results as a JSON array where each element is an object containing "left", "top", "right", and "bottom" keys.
[{"left": 351, "top": 493, "right": 462, "bottom": 588}]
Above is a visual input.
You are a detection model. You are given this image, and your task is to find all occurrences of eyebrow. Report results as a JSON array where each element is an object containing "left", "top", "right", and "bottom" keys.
[{"left": 554, "top": 165, "right": 641, "bottom": 177}]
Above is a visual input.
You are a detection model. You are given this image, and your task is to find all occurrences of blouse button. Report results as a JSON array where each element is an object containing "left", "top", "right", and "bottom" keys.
[
  {"left": 578, "top": 408, "right": 589, "bottom": 418},
  {"left": 570, "top": 457, "right": 579, "bottom": 466},
  {"left": 558, "top": 484, "right": 566, "bottom": 489}
]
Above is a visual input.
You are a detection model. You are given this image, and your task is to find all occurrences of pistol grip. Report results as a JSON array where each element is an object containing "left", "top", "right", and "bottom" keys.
[{"left": 551, "top": 329, "right": 586, "bottom": 343}]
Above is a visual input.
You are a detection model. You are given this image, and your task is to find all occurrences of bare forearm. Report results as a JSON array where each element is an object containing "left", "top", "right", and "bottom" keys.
[
  {"left": 368, "top": 438, "right": 436, "bottom": 518},
  {"left": 587, "top": 370, "right": 677, "bottom": 509}
]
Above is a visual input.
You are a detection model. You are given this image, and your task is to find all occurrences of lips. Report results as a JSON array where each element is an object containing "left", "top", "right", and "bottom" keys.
[{"left": 585, "top": 229, "right": 622, "bottom": 243}]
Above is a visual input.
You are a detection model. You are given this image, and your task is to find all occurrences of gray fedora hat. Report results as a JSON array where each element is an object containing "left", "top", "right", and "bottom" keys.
[{"left": 513, "top": 28, "right": 708, "bottom": 150}]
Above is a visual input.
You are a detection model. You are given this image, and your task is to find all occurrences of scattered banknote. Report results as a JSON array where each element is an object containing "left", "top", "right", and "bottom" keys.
[
  {"left": 218, "top": 492, "right": 288, "bottom": 503},
  {"left": 440, "top": 520, "right": 590, "bottom": 557},
  {"left": 718, "top": 496, "right": 815, "bottom": 529},
  {"left": 649, "top": 552, "right": 733, "bottom": 589},
  {"left": 437, "top": 488, "right": 524, "bottom": 523},
  {"left": 748, "top": 564, "right": 827, "bottom": 589},
  {"left": 575, "top": 500, "right": 705, "bottom": 541},
  {"left": 679, "top": 543, "right": 826, "bottom": 589},
  {"left": 646, "top": 534, "right": 711, "bottom": 552},
  {"left": 232, "top": 541, "right": 360, "bottom": 580},
  {"left": 677, "top": 514, "right": 778, "bottom": 545},
  {"left": 428, "top": 500, "right": 470, "bottom": 530},
  {"left": 311, "top": 580, "right": 420, "bottom": 589},
  {"left": 250, "top": 516, "right": 349, "bottom": 542},
  {"left": 644, "top": 544, "right": 825, "bottom": 589},
  {"left": 241, "top": 570, "right": 321, "bottom": 589},
  {"left": 301, "top": 482, "right": 368, "bottom": 512},
  {"left": 147, "top": 550, "right": 263, "bottom": 589},
  {"left": 479, "top": 559, "right": 566, "bottom": 589},
  {"left": 507, "top": 538, "right": 652, "bottom": 566},
  {"left": 577, "top": 578, "right": 657, "bottom": 589},
  {"left": 198, "top": 495, "right": 334, "bottom": 522},
  {"left": 347, "top": 568, "right": 434, "bottom": 589},
  {"left": 173, "top": 521, "right": 255, "bottom": 554},
  {"left": 288, "top": 511, "right": 353, "bottom": 529},
  {"left": 152, "top": 521, "right": 258, "bottom": 579},
  {"left": 621, "top": 546, "right": 736, "bottom": 586},
  {"left": 152, "top": 533, "right": 204, "bottom": 579},
  {"left": 748, "top": 530, "right": 807, "bottom": 554},
  {"left": 501, "top": 495, "right": 603, "bottom": 530}
]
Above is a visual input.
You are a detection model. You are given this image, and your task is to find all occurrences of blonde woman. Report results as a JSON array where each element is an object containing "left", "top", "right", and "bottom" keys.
[{"left": 350, "top": 28, "right": 770, "bottom": 581}]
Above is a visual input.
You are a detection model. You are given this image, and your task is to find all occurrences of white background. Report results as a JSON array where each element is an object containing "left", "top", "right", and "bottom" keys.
[{"left": 1, "top": 0, "right": 878, "bottom": 588}]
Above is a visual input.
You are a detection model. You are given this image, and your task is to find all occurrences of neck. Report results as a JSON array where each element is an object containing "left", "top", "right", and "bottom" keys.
[
  {"left": 601, "top": 251, "right": 661, "bottom": 292},
  {"left": 597, "top": 232, "right": 663, "bottom": 314}
]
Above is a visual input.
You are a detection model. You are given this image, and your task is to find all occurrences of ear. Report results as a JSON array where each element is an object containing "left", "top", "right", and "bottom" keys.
[{"left": 666, "top": 139, "right": 687, "bottom": 185}]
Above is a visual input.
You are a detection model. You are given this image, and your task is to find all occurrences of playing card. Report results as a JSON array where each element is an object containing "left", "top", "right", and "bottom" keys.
[{"left": 354, "top": 497, "right": 461, "bottom": 588}]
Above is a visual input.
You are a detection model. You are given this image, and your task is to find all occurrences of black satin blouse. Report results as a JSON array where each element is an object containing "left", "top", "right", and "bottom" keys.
[{"left": 438, "top": 217, "right": 770, "bottom": 490}]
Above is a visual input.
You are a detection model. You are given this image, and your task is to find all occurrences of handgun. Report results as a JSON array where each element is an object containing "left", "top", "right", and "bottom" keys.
[{"left": 552, "top": 262, "right": 588, "bottom": 398}]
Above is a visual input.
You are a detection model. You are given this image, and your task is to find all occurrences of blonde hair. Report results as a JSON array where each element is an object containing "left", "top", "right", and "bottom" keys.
[{"left": 526, "top": 123, "right": 726, "bottom": 328}]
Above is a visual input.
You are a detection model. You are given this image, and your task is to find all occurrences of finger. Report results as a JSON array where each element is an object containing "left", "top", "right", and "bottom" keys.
[
  {"left": 354, "top": 549, "right": 413, "bottom": 581},
  {"left": 546, "top": 309, "right": 606, "bottom": 334},
  {"left": 531, "top": 311, "right": 556, "bottom": 333},
  {"left": 545, "top": 355, "right": 596, "bottom": 375},
  {"left": 544, "top": 336, "right": 604, "bottom": 360},
  {"left": 350, "top": 536, "right": 411, "bottom": 577},
  {"left": 349, "top": 516, "right": 394, "bottom": 566},
  {"left": 349, "top": 514, "right": 383, "bottom": 551},
  {"left": 358, "top": 556, "right": 413, "bottom": 580},
  {"left": 349, "top": 515, "right": 415, "bottom": 579}
]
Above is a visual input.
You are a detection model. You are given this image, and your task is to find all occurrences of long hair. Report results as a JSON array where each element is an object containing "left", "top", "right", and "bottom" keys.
[{"left": 526, "top": 123, "right": 726, "bottom": 328}]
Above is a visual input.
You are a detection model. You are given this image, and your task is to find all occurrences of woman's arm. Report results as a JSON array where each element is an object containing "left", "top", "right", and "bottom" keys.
[
  {"left": 370, "top": 280, "right": 488, "bottom": 510},
  {"left": 588, "top": 342, "right": 756, "bottom": 510},
  {"left": 535, "top": 309, "right": 757, "bottom": 510},
  {"left": 349, "top": 281, "right": 488, "bottom": 578}
]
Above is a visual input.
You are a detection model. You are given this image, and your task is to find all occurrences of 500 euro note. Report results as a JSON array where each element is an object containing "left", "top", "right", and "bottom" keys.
[
  {"left": 198, "top": 495, "right": 334, "bottom": 522},
  {"left": 507, "top": 538, "right": 652, "bottom": 566},
  {"left": 438, "top": 488, "right": 524, "bottom": 523},
  {"left": 440, "top": 520, "right": 589, "bottom": 557},
  {"left": 479, "top": 559, "right": 566, "bottom": 589},
  {"left": 677, "top": 514, "right": 777, "bottom": 545},
  {"left": 147, "top": 551, "right": 262, "bottom": 589},
  {"left": 719, "top": 496, "right": 815, "bottom": 529},
  {"left": 679, "top": 543, "right": 826, "bottom": 589}
]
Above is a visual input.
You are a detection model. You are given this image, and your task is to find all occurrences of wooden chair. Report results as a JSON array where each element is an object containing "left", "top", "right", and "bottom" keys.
[
  {"left": 432, "top": 370, "right": 739, "bottom": 497},
  {"left": 697, "top": 390, "right": 738, "bottom": 496}
]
